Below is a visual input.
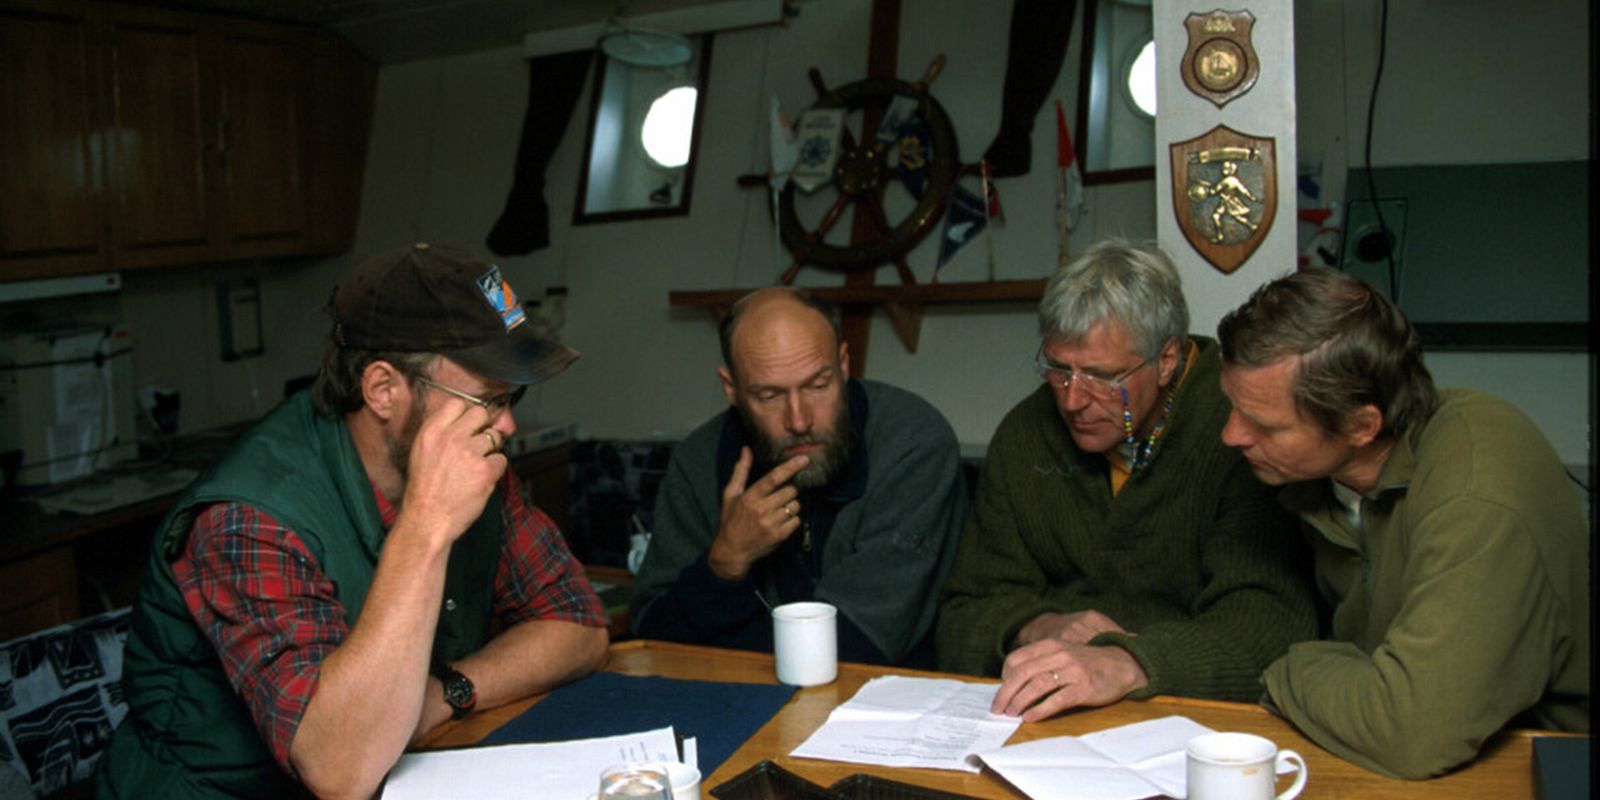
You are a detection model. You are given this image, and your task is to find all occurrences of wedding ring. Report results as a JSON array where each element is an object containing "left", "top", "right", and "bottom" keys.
[
  {"left": 482, "top": 431, "right": 498, "bottom": 451},
  {"left": 784, "top": 503, "right": 794, "bottom": 516},
  {"left": 1049, "top": 670, "right": 1061, "bottom": 685}
]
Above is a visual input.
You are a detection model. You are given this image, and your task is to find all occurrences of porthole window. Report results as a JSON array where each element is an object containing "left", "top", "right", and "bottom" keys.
[
  {"left": 575, "top": 34, "right": 712, "bottom": 224},
  {"left": 1123, "top": 38, "right": 1157, "bottom": 118},
  {"left": 640, "top": 86, "right": 698, "bottom": 169}
]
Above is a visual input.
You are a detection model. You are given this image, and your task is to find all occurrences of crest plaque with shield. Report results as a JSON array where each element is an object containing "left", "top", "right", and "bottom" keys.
[
  {"left": 1181, "top": 9, "right": 1260, "bottom": 108},
  {"left": 1169, "top": 124, "right": 1276, "bottom": 274}
]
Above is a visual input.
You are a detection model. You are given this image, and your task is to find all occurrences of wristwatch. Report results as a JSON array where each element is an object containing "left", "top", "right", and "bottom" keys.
[{"left": 432, "top": 660, "right": 477, "bottom": 720}]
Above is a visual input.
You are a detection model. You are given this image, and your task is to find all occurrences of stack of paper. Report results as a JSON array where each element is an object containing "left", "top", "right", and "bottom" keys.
[
  {"left": 790, "top": 676, "right": 1023, "bottom": 772},
  {"left": 973, "top": 716, "right": 1271, "bottom": 800},
  {"left": 381, "top": 726, "right": 686, "bottom": 800}
]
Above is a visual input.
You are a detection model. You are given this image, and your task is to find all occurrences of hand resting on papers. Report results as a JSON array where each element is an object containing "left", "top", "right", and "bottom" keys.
[{"left": 993, "top": 638, "right": 1150, "bottom": 722}]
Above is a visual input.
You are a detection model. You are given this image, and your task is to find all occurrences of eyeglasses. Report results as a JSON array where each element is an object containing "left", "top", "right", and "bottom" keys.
[
  {"left": 1033, "top": 344, "right": 1149, "bottom": 400},
  {"left": 414, "top": 376, "right": 526, "bottom": 415}
]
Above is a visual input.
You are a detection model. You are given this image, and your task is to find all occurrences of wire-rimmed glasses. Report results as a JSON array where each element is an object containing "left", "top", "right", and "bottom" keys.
[
  {"left": 1033, "top": 344, "right": 1148, "bottom": 400},
  {"left": 414, "top": 376, "right": 526, "bottom": 415}
]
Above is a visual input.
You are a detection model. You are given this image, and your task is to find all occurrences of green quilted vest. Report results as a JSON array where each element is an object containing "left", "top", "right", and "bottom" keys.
[{"left": 95, "top": 392, "right": 501, "bottom": 799}]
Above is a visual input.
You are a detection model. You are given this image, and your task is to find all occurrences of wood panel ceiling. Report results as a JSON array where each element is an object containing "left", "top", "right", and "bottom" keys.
[{"left": 129, "top": 0, "right": 734, "bottom": 63}]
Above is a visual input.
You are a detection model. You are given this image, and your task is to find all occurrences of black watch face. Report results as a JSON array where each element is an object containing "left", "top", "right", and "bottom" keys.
[{"left": 444, "top": 675, "right": 474, "bottom": 707}]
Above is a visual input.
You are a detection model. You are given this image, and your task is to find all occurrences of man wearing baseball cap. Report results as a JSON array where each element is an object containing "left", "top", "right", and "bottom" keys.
[{"left": 98, "top": 244, "right": 608, "bottom": 799}]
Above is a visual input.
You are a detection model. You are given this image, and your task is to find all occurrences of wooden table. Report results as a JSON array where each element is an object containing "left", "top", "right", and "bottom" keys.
[{"left": 422, "top": 640, "right": 1559, "bottom": 799}]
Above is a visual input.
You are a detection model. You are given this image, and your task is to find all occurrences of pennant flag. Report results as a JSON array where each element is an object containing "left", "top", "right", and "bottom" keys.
[
  {"left": 980, "top": 158, "right": 1005, "bottom": 224},
  {"left": 791, "top": 108, "right": 845, "bottom": 193},
  {"left": 1055, "top": 100, "right": 1084, "bottom": 230},
  {"left": 935, "top": 183, "right": 989, "bottom": 275},
  {"left": 876, "top": 93, "right": 922, "bottom": 144},
  {"left": 894, "top": 118, "right": 933, "bottom": 198},
  {"left": 769, "top": 96, "right": 798, "bottom": 189}
]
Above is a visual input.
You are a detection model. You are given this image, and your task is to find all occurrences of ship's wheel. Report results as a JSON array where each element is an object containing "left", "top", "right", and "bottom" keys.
[{"left": 770, "top": 58, "right": 961, "bottom": 283}]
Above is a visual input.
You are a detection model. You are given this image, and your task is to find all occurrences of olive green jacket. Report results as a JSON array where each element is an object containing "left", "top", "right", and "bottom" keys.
[
  {"left": 938, "top": 338, "right": 1317, "bottom": 700},
  {"left": 1264, "top": 389, "right": 1590, "bottom": 779}
]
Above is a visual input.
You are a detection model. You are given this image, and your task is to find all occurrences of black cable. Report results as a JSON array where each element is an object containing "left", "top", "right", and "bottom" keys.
[
  {"left": 1566, "top": 467, "right": 1591, "bottom": 494},
  {"left": 1361, "top": 0, "right": 1399, "bottom": 301}
]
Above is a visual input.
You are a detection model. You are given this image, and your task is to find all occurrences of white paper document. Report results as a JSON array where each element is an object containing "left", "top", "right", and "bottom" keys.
[
  {"left": 971, "top": 715, "right": 1222, "bottom": 800},
  {"left": 48, "top": 330, "right": 116, "bottom": 483},
  {"left": 789, "top": 675, "right": 1022, "bottom": 772},
  {"left": 381, "top": 725, "right": 682, "bottom": 800}
]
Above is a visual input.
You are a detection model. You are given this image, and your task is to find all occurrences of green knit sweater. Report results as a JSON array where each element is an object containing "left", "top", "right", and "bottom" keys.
[
  {"left": 937, "top": 337, "right": 1318, "bottom": 701},
  {"left": 1264, "top": 389, "right": 1590, "bottom": 779}
]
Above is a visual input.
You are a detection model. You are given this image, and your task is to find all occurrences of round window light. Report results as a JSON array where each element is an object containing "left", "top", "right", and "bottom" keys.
[
  {"left": 1125, "top": 38, "right": 1157, "bottom": 117},
  {"left": 641, "top": 86, "right": 698, "bottom": 169}
]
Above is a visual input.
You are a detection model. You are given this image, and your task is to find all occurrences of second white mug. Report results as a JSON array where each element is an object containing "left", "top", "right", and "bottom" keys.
[
  {"left": 771, "top": 601, "right": 837, "bottom": 686},
  {"left": 1185, "top": 732, "right": 1308, "bottom": 800}
]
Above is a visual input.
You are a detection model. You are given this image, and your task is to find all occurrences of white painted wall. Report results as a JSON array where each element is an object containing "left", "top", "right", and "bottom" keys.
[
  {"left": 1155, "top": 0, "right": 1299, "bottom": 338},
  {"left": 1295, "top": 0, "right": 1591, "bottom": 466},
  {"left": 107, "top": 0, "right": 1589, "bottom": 470}
]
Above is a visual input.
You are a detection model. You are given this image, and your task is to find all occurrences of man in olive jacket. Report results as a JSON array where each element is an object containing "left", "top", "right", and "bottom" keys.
[{"left": 1217, "top": 266, "right": 1589, "bottom": 779}]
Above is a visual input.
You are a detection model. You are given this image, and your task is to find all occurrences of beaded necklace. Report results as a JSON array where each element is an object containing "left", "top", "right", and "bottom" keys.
[{"left": 1120, "top": 383, "right": 1178, "bottom": 471}]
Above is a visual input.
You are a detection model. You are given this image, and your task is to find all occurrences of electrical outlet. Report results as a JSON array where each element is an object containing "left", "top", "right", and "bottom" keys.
[{"left": 1339, "top": 198, "right": 1407, "bottom": 301}]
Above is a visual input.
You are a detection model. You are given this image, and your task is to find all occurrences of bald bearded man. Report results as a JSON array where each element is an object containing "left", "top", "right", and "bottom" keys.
[{"left": 629, "top": 288, "right": 969, "bottom": 667}]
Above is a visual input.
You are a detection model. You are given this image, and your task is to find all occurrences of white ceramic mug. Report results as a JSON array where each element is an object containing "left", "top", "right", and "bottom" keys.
[
  {"left": 771, "top": 601, "right": 837, "bottom": 686},
  {"left": 1185, "top": 732, "right": 1308, "bottom": 800}
]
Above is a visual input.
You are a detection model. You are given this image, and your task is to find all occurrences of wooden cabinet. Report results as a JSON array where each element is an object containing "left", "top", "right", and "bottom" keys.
[
  {"left": 0, "top": 547, "right": 79, "bottom": 643},
  {"left": 102, "top": 6, "right": 216, "bottom": 267},
  {"left": 0, "top": 0, "right": 373, "bottom": 281},
  {"left": 0, "top": 2, "right": 109, "bottom": 278},
  {"left": 214, "top": 21, "right": 311, "bottom": 257}
]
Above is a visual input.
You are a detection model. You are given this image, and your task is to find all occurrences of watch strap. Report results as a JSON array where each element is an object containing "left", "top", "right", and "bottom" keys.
[{"left": 431, "top": 659, "right": 477, "bottom": 720}]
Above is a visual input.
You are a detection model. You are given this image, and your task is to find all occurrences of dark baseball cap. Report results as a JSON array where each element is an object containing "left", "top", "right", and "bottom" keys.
[{"left": 328, "top": 243, "right": 578, "bottom": 385}]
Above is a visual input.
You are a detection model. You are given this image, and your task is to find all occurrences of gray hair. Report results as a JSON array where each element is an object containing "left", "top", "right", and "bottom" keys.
[
  {"left": 311, "top": 331, "right": 437, "bottom": 417},
  {"left": 1038, "top": 239, "right": 1190, "bottom": 360}
]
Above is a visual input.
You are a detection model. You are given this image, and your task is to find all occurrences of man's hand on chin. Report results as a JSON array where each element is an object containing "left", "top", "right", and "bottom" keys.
[{"left": 707, "top": 447, "right": 809, "bottom": 580}]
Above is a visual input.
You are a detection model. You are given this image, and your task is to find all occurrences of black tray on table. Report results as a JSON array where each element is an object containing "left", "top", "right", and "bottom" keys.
[{"left": 710, "top": 760, "right": 981, "bottom": 800}]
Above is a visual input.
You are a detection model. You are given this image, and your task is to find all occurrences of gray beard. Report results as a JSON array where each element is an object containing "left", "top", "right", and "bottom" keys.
[
  {"left": 385, "top": 396, "right": 426, "bottom": 481},
  {"left": 740, "top": 396, "right": 854, "bottom": 491}
]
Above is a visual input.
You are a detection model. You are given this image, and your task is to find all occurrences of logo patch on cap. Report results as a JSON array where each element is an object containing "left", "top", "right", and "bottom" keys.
[{"left": 476, "top": 265, "right": 527, "bottom": 332}]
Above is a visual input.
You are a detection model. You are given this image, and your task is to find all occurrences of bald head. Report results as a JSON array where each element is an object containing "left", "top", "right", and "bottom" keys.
[{"left": 718, "top": 287, "right": 842, "bottom": 379}]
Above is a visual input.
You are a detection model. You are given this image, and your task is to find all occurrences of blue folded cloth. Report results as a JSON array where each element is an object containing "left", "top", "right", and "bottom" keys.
[{"left": 481, "top": 672, "right": 797, "bottom": 776}]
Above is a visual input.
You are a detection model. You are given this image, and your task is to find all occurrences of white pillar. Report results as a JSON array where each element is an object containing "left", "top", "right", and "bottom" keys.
[{"left": 1154, "top": 0, "right": 1297, "bottom": 337}]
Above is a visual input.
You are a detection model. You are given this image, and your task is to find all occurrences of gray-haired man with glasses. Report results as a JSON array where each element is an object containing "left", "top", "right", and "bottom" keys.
[{"left": 938, "top": 239, "right": 1316, "bottom": 722}]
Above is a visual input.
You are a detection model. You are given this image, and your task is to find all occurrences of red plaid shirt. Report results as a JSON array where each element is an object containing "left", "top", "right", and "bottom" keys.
[{"left": 171, "top": 472, "right": 605, "bottom": 768}]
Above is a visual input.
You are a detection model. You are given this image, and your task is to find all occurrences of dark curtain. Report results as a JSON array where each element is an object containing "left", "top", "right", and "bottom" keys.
[
  {"left": 486, "top": 49, "right": 594, "bottom": 256},
  {"left": 981, "top": 0, "right": 1078, "bottom": 178}
]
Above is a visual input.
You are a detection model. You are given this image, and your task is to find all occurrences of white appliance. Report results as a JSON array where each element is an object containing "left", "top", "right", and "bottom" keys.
[{"left": 0, "top": 323, "right": 138, "bottom": 486}]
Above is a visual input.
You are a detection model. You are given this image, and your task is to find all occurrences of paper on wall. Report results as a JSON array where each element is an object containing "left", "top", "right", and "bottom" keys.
[{"left": 47, "top": 330, "right": 115, "bottom": 483}]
